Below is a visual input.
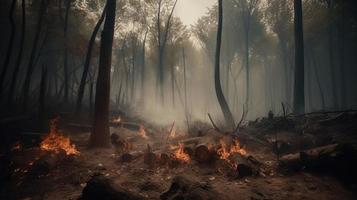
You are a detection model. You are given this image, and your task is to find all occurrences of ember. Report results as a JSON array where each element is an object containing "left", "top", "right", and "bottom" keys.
[
  {"left": 173, "top": 143, "right": 190, "bottom": 163},
  {"left": 11, "top": 142, "right": 22, "bottom": 151},
  {"left": 138, "top": 124, "right": 149, "bottom": 139},
  {"left": 40, "top": 118, "right": 79, "bottom": 155},
  {"left": 113, "top": 116, "right": 121, "bottom": 123}
]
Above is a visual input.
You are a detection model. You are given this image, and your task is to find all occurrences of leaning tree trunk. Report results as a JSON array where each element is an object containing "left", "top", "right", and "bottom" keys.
[
  {"left": 215, "top": 0, "right": 235, "bottom": 129},
  {"left": 90, "top": 0, "right": 116, "bottom": 148},
  {"left": 293, "top": 0, "right": 305, "bottom": 114},
  {"left": 8, "top": 0, "right": 26, "bottom": 107},
  {"left": 0, "top": 0, "right": 16, "bottom": 100},
  {"left": 22, "top": 0, "right": 47, "bottom": 111},
  {"left": 76, "top": 5, "right": 107, "bottom": 114}
]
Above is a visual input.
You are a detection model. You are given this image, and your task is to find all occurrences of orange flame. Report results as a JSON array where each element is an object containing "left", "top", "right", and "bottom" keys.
[
  {"left": 11, "top": 142, "right": 22, "bottom": 151},
  {"left": 40, "top": 118, "right": 79, "bottom": 156},
  {"left": 113, "top": 116, "right": 121, "bottom": 123},
  {"left": 217, "top": 139, "right": 246, "bottom": 169},
  {"left": 173, "top": 143, "right": 190, "bottom": 163},
  {"left": 138, "top": 124, "right": 149, "bottom": 139}
]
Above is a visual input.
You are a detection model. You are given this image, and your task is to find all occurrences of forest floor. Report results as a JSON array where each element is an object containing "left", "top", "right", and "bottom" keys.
[{"left": 1, "top": 111, "right": 357, "bottom": 200}]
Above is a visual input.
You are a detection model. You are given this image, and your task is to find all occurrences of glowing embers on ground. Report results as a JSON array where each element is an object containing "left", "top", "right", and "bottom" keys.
[
  {"left": 138, "top": 124, "right": 149, "bottom": 139},
  {"left": 172, "top": 143, "right": 190, "bottom": 164},
  {"left": 217, "top": 139, "right": 247, "bottom": 169},
  {"left": 113, "top": 116, "right": 122, "bottom": 123},
  {"left": 40, "top": 118, "right": 79, "bottom": 156}
]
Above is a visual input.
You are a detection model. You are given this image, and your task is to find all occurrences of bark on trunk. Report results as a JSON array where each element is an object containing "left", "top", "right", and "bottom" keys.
[
  {"left": 0, "top": 0, "right": 17, "bottom": 99},
  {"left": 214, "top": 0, "right": 235, "bottom": 129},
  {"left": 76, "top": 5, "right": 107, "bottom": 113},
  {"left": 63, "top": 0, "right": 70, "bottom": 103},
  {"left": 293, "top": 0, "right": 305, "bottom": 114},
  {"left": 22, "top": 0, "right": 47, "bottom": 111},
  {"left": 8, "top": 0, "right": 26, "bottom": 106},
  {"left": 90, "top": 0, "right": 116, "bottom": 148}
]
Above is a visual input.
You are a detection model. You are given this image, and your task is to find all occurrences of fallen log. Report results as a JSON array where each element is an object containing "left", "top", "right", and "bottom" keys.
[
  {"left": 236, "top": 154, "right": 253, "bottom": 178},
  {"left": 279, "top": 143, "right": 357, "bottom": 171},
  {"left": 82, "top": 175, "right": 144, "bottom": 200},
  {"left": 67, "top": 122, "right": 141, "bottom": 133},
  {"left": 160, "top": 175, "right": 219, "bottom": 200},
  {"left": 109, "top": 122, "right": 141, "bottom": 131}
]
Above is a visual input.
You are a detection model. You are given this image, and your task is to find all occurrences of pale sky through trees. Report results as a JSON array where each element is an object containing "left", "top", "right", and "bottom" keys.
[{"left": 175, "top": 0, "right": 216, "bottom": 25}]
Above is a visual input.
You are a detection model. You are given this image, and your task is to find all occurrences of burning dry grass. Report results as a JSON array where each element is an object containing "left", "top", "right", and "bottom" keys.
[
  {"left": 172, "top": 143, "right": 190, "bottom": 163},
  {"left": 40, "top": 118, "right": 79, "bottom": 156}
]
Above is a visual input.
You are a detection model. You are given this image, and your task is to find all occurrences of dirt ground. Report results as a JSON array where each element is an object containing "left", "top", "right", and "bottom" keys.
[{"left": 1, "top": 112, "right": 357, "bottom": 200}]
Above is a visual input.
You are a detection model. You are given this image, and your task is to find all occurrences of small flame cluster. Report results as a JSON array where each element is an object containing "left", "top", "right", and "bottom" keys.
[
  {"left": 138, "top": 124, "right": 149, "bottom": 139},
  {"left": 217, "top": 139, "right": 246, "bottom": 169},
  {"left": 113, "top": 116, "right": 121, "bottom": 123},
  {"left": 40, "top": 118, "right": 79, "bottom": 156},
  {"left": 173, "top": 143, "right": 190, "bottom": 163}
]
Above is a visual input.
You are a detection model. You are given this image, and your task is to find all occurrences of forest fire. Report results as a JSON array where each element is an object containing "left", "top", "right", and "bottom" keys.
[
  {"left": 217, "top": 139, "right": 247, "bottom": 169},
  {"left": 173, "top": 143, "right": 190, "bottom": 163},
  {"left": 40, "top": 118, "right": 79, "bottom": 156}
]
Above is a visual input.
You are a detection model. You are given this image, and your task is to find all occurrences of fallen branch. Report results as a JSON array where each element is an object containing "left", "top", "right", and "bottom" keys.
[{"left": 207, "top": 113, "right": 223, "bottom": 133}]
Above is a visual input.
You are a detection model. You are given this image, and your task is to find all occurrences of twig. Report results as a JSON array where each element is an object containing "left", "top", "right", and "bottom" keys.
[
  {"left": 233, "top": 105, "right": 248, "bottom": 134},
  {"left": 166, "top": 121, "right": 175, "bottom": 143},
  {"left": 207, "top": 113, "right": 223, "bottom": 133},
  {"left": 281, "top": 102, "right": 286, "bottom": 119}
]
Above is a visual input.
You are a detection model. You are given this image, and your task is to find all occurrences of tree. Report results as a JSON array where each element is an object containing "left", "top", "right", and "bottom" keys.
[
  {"left": 155, "top": 0, "right": 178, "bottom": 104},
  {"left": 0, "top": 0, "right": 16, "bottom": 100},
  {"left": 21, "top": 0, "right": 48, "bottom": 111},
  {"left": 215, "top": 0, "right": 235, "bottom": 129},
  {"left": 231, "top": 0, "right": 259, "bottom": 109},
  {"left": 76, "top": 4, "right": 107, "bottom": 114},
  {"left": 293, "top": 0, "right": 305, "bottom": 114},
  {"left": 63, "top": 0, "right": 71, "bottom": 103},
  {"left": 90, "top": 0, "right": 116, "bottom": 147},
  {"left": 8, "top": 0, "right": 26, "bottom": 107},
  {"left": 265, "top": 0, "right": 294, "bottom": 105}
]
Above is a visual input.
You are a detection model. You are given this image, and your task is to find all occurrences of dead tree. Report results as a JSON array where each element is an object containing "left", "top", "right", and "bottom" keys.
[
  {"left": 76, "top": 4, "right": 107, "bottom": 113},
  {"left": 293, "top": 0, "right": 305, "bottom": 114},
  {"left": 90, "top": 0, "right": 116, "bottom": 147},
  {"left": 8, "top": 0, "right": 26, "bottom": 106},
  {"left": 156, "top": 0, "right": 178, "bottom": 104},
  {"left": 22, "top": 0, "right": 48, "bottom": 111},
  {"left": 62, "top": 0, "right": 70, "bottom": 103},
  {"left": 214, "top": 0, "right": 235, "bottom": 129},
  {"left": 0, "top": 0, "right": 16, "bottom": 99}
]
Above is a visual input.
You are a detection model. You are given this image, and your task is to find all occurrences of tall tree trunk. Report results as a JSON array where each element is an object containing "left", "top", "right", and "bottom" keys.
[
  {"left": 293, "top": 0, "right": 305, "bottom": 114},
  {"left": 63, "top": 0, "right": 70, "bottom": 103},
  {"left": 141, "top": 29, "right": 148, "bottom": 101},
  {"left": 76, "top": 5, "right": 107, "bottom": 113},
  {"left": 90, "top": 0, "right": 116, "bottom": 148},
  {"left": 0, "top": 0, "right": 16, "bottom": 99},
  {"left": 215, "top": 0, "right": 235, "bottom": 129},
  {"left": 8, "top": 0, "right": 26, "bottom": 107},
  {"left": 171, "top": 63, "right": 175, "bottom": 108},
  {"left": 338, "top": 2, "right": 346, "bottom": 108},
  {"left": 311, "top": 50, "right": 326, "bottom": 110},
  {"left": 22, "top": 0, "right": 47, "bottom": 111},
  {"left": 39, "top": 65, "right": 47, "bottom": 129},
  {"left": 182, "top": 48, "right": 190, "bottom": 131},
  {"left": 244, "top": 28, "right": 250, "bottom": 109},
  {"left": 327, "top": 1, "right": 338, "bottom": 109}
]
